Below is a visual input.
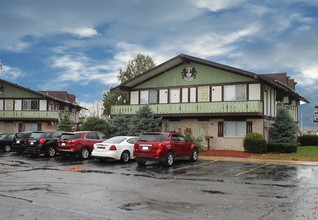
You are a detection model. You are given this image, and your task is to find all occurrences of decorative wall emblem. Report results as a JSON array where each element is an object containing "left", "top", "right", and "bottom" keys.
[{"left": 181, "top": 67, "right": 197, "bottom": 82}]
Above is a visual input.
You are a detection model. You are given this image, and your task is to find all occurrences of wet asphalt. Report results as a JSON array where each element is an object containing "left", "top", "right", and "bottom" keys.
[{"left": 0, "top": 152, "right": 318, "bottom": 220}]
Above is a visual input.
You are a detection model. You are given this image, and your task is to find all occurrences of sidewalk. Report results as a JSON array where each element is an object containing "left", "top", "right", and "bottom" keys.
[{"left": 199, "top": 150, "right": 318, "bottom": 166}]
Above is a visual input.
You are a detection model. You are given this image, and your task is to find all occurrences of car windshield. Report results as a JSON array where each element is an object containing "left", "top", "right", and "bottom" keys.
[
  {"left": 61, "top": 133, "right": 83, "bottom": 140},
  {"left": 138, "top": 134, "right": 168, "bottom": 142},
  {"left": 0, "top": 134, "right": 7, "bottom": 139},
  {"left": 16, "top": 133, "right": 31, "bottom": 138},
  {"left": 103, "top": 136, "right": 127, "bottom": 144}
]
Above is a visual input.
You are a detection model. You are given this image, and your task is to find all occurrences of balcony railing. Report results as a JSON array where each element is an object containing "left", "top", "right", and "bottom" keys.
[
  {"left": 0, "top": 111, "right": 61, "bottom": 121},
  {"left": 111, "top": 101, "right": 263, "bottom": 116}
]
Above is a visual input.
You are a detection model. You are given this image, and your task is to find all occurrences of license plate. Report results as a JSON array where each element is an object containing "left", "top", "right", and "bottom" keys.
[
  {"left": 142, "top": 146, "right": 149, "bottom": 150},
  {"left": 16, "top": 140, "right": 20, "bottom": 144},
  {"left": 30, "top": 142, "right": 34, "bottom": 145},
  {"left": 61, "top": 143, "right": 65, "bottom": 146}
]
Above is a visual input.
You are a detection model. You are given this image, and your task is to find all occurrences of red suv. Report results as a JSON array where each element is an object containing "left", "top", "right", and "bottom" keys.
[
  {"left": 57, "top": 131, "right": 106, "bottom": 159},
  {"left": 134, "top": 131, "right": 198, "bottom": 166}
]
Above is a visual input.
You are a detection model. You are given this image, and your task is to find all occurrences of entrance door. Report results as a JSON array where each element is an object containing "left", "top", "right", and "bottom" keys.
[{"left": 198, "top": 121, "right": 209, "bottom": 148}]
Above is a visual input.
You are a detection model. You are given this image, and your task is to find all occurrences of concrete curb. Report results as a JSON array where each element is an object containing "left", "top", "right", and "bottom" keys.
[{"left": 199, "top": 155, "right": 318, "bottom": 166}]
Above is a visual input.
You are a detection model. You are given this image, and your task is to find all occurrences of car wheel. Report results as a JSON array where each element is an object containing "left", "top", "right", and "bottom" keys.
[
  {"left": 190, "top": 149, "right": 198, "bottom": 162},
  {"left": 46, "top": 146, "right": 56, "bottom": 157},
  {"left": 4, "top": 145, "right": 11, "bottom": 152},
  {"left": 120, "top": 151, "right": 130, "bottom": 163},
  {"left": 165, "top": 152, "right": 174, "bottom": 166},
  {"left": 81, "top": 148, "right": 90, "bottom": 159},
  {"left": 136, "top": 160, "right": 146, "bottom": 166}
]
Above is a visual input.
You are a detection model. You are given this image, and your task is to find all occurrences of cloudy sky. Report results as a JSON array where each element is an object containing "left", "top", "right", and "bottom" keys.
[{"left": 0, "top": 0, "right": 317, "bottom": 126}]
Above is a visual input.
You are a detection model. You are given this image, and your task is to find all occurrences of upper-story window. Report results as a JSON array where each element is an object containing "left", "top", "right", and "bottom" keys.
[
  {"left": 22, "top": 100, "right": 38, "bottom": 110},
  {"left": 140, "top": 90, "right": 158, "bottom": 104},
  {"left": 170, "top": 89, "right": 180, "bottom": 103},
  {"left": 224, "top": 85, "right": 246, "bottom": 101}
]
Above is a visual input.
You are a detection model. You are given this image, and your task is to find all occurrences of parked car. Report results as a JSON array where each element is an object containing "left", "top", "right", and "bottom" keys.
[
  {"left": 0, "top": 133, "right": 15, "bottom": 152},
  {"left": 25, "top": 131, "right": 63, "bottom": 157},
  {"left": 12, "top": 131, "right": 33, "bottom": 154},
  {"left": 57, "top": 131, "right": 106, "bottom": 159},
  {"left": 134, "top": 131, "right": 198, "bottom": 166},
  {"left": 92, "top": 136, "right": 138, "bottom": 163}
]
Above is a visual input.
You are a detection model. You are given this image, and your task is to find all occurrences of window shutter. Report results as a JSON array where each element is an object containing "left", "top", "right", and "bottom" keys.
[
  {"left": 218, "top": 121, "right": 224, "bottom": 137},
  {"left": 246, "top": 121, "right": 253, "bottom": 133}
]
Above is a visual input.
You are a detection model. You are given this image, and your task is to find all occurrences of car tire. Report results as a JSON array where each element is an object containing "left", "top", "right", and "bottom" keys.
[
  {"left": 190, "top": 149, "right": 198, "bottom": 162},
  {"left": 136, "top": 160, "right": 146, "bottom": 166},
  {"left": 120, "top": 151, "right": 130, "bottom": 163},
  {"left": 4, "top": 145, "right": 11, "bottom": 152},
  {"left": 46, "top": 146, "right": 56, "bottom": 157},
  {"left": 164, "top": 151, "right": 174, "bottom": 166},
  {"left": 80, "top": 148, "right": 90, "bottom": 159}
]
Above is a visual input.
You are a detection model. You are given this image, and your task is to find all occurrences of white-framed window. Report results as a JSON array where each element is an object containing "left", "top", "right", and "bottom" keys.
[
  {"left": 170, "top": 89, "right": 180, "bottom": 103},
  {"left": 224, "top": 121, "right": 246, "bottom": 137},
  {"left": 149, "top": 90, "right": 158, "bottom": 104},
  {"left": 22, "top": 100, "right": 38, "bottom": 110},
  {"left": 130, "top": 91, "right": 139, "bottom": 104},
  {"left": 190, "top": 87, "right": 196, "bottom": 102},
  {"left": 182, "top": 88, "right": 189, "bottom": 103},
  {"left": 224, "top": 85, "right": 246, "bottom": 101},
  {"left": 140, "top": 90, "right": 149, "bottom": 104},
  {"left": 198, "top": 86, "right": 210, "bottom": 102},
  {"left": 159, "top": 89, "right": 168, "bottom": 103}
]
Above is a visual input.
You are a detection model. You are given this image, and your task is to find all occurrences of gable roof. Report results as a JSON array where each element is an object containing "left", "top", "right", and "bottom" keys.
[
  {"left": 0, "top": 79, "right": 86, "bottom": 109},
  {"left": 112, "top": 54, "right": 308, "bottom": 103}
]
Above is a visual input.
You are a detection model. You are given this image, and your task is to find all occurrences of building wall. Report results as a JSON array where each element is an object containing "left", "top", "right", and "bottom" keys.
[{"left": 0, "top": 121, "right": 58, "bottom": 133}]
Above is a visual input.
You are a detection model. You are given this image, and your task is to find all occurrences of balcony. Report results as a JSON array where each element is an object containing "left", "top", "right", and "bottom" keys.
[
  {"left": 0, "top": 111, "right": 61, "bottom": 121},
  {"left": 111, "top": 101, "right": 263, "bottom": 116}
]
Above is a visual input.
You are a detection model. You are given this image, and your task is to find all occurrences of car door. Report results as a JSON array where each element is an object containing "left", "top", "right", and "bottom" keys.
[
  {"left": 178, "top": 134, "right": 192, "bottom": 156},
  {"left": 170, "top": 134, "right": 184, "bottom": 156}
]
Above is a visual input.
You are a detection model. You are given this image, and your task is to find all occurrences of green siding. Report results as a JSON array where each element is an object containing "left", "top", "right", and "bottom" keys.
[
  {"left": 0, "top": 111, "right": 60, "bottom": 121},
  {"left": 135, "top": 63, "right": 255, "bottom": 89},
  {"left": 0, "top": 83, "right": 42, "bottom": 98}
]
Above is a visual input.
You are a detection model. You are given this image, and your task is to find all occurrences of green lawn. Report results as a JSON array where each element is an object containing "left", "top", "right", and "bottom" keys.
[{"left": 260, "top": 146, "right": 318, "bottom": 161}]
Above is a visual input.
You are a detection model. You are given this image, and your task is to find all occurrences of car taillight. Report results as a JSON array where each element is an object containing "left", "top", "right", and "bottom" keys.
[
  {"left": 109, "top": 145, "right": 117, "bottom": 151},
  {"left": 69, "top": 140, "right": 78, "bottom": 145},
  {"left": 156, "top": 143, "right": 164, "bottom": 157},
  {"left": 39, "top": 138, "right": 46, "bottom": 145}
]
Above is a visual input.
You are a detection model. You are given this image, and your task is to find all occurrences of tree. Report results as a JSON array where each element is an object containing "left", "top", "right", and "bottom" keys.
[
  {"left": 270, "top": 105, "right": 297, "bottom": 143},
  {"left": 102, "top": 53, "right": 156, "bottom": 116},
  {"left": 81, "top": 100, "right": 105, "bottom": 118},
  {"left": 58, "top": 114, "right": 73, "bottom": 131},
  {"left": 108, "top": 116, "right": 131, "bottom": 137},
  {"left": 81, "top": 116, "right": 110, "bottom": 136},
  {"left": 117, "top": 53, "right": 156, "bottom": 83},
  {"left": 130, "top": 105, "right": 161, "bottom": 136}
]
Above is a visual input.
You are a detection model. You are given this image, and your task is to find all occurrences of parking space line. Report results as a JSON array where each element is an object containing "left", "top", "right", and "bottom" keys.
[
  {"left": 170, "top": 161, "right": 218, "bottom": 171},
  {"left": 234, "top": 163, "right": 271, "bottom": 177}
]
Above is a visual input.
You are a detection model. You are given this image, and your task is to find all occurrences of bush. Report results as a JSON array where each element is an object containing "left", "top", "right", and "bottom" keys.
[
  {"left": 243, "top": 133, "right": 267, "bottom": 154},
  {"left": 186, "top": 135, "right": 204, "bottom": 152},
  {"left": 299, "top": 135, "right": 318, "bottom": 146},
  {"left": 267, "top": 143, "right": 297, "bottom": 153}
]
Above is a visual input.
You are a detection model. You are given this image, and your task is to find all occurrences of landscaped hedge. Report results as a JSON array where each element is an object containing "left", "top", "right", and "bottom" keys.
[
  {"left": 267, "top": 143, "right": 298, "bottom": 153},
  {"left": 243, "top": 133, "right": 267, "bottom": 154},
  {"left": 299, "top": 135, "right": 318, "bottom": 146}
]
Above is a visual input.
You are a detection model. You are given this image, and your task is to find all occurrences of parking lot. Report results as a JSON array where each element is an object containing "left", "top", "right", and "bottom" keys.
[{"left": 1, "top": 152, "right": 318, "bottom": 220}]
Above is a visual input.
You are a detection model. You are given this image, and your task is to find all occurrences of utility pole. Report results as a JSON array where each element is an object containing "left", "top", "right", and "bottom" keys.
[{"left": 314, "top": 105, "right": 318, "bottom": 123}]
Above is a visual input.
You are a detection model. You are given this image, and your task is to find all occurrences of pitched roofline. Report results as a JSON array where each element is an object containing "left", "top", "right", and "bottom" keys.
[{"left": 0, "top": 79, "right": 87, "bottom": 109}]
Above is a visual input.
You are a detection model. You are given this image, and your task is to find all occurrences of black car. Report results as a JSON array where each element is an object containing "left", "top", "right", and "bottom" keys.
[
  {"left": 25, "top": 131, "right": 63, "bottom": 157},
  {"left": 0, "top": 133, "right": 15, "bottom": 152},
  {"left": 12, "top": 131, "right": 33, "bottom": 154}
]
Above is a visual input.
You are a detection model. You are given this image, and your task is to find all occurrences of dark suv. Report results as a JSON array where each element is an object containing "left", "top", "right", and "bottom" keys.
[
  {"left": 134, "top": 131, "right": 198, "bottom": 166},
  {"left": 57, "top": 131, "right": 106, "bottom": 159},
  {"left": 12, "top": 131, "right": 33, "bottom": 154},
  {"left": 25, "top": 131, "right": 63, "bottom": 157}
]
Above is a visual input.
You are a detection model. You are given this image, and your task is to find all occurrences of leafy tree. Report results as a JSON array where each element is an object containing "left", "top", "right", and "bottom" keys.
[
  {"left": 102, "top": 90, "right": 128, "bottom": 116},
  {"left": 81, "top": 116, "right": 110, "bottom": 136},
  {"left": 102, "top": 53, "right": 156, "bottom": 116},
  {"left": 270, "top": 105, "right": 297, "bottom": 143},
  {"left": 58, "top": 114, "right": 73, "bottom": 131},
  {"left": 130, "top": 105, "right": 161, "bottom": 136},
  {"left": 117, "top": 53, "right": 156, "bottom": 83},
  {"left": 108, "top": 116, "right": 131, "bottom": 137}
]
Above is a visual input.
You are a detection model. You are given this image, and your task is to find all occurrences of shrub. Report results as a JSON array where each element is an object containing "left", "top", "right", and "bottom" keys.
[
  {"left": 186, "top": 134, "right": 204, "bottom": 152},
  {"left": 267, "top": 143, "right": 297, "bottom": 153},
  {"left": 243, "top": 133, "right": 267, "bottom": 154},
  {"left": 299, "top": 135, "right": 318, "bottom": 146}
]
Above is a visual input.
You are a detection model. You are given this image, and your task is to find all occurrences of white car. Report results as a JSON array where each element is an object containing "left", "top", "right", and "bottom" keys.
[{"left": 92, "top": 136, "right": 138, "bottom": 163}]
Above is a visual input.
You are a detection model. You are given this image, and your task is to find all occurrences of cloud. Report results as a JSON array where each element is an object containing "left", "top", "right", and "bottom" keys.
[
  {"left": 65, "top": 27, "right": 99, "bottom": 38},
  {"left": 5, "top": 41, "right": 31, "bottom": 53},
  {"left": 194, "top": 0, "right": 246, "bottom": 12},
  {"left": 0, "top": 65, "right": 23, "bottom": 80}
]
